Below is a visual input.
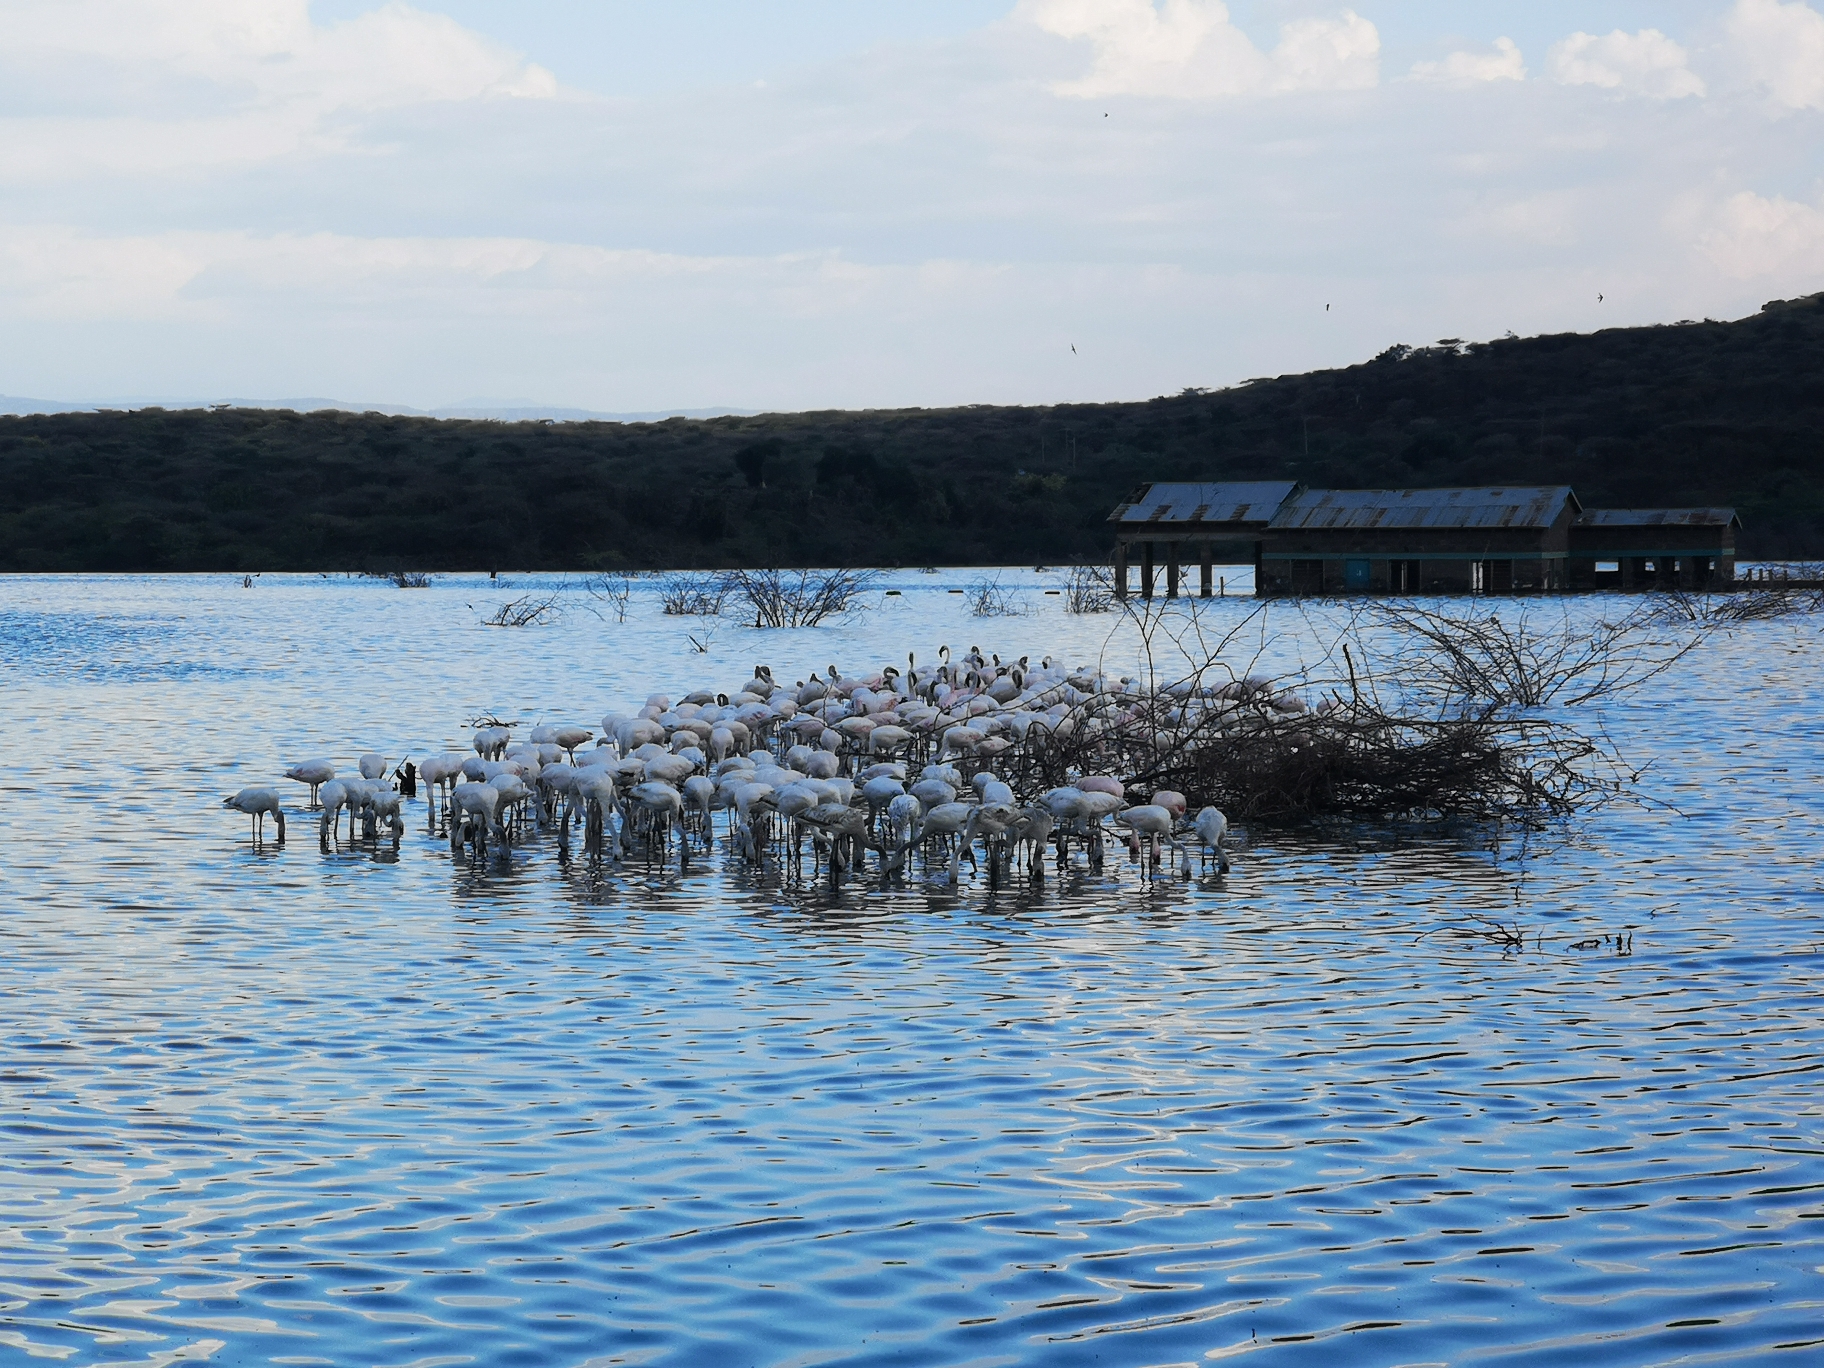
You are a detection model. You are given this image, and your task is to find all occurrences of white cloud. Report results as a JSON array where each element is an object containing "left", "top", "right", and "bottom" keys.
[
  {"left": 0, "top": 225, "right": 207, "bottom": 321},
  {"left": 2, "top": 1, "right": 555, "bottom": 107},
  {"left": 0, "top": 225, "right": 729, "bottom": 322},
  {"left": 1454, "top": 191, "right": 1583, "bottom": 248},
  {"left": 1726, "top": 0, "right": 1824, "bottom": 109},
  {"left": 1407, "top": 37, "right": 1525, "bottom": 87},
  {"left": 1018, "top": 0, "right": 1378, "bottom": 99},
  {"left": 1547, "top": 29, "right": 1705, "bottom": 99},
  {"left": 0, "top": 6, "right": 1814, "bottom": 410},
  {"left": 0, "top": 1, "right": 556, "bottom": 178},
  {"left": 0, "top": 220, "right": 1296, "bottom": 408},
  {"left": 0, "top": 223, "right": 1046, "bottom": 338},
  {"left": 1701, "top": 190, "right": 1824, "bottom": 277}
]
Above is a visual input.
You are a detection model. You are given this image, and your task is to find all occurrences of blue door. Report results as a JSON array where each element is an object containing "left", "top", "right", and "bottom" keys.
[{"left": 1344, "top": 559, "right": 1371, "bottom": 590}]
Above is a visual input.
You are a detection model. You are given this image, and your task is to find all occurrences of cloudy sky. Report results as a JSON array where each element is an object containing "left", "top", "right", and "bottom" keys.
[{"left": 1, "top": 0, "right": 1821, "bottom": 411}]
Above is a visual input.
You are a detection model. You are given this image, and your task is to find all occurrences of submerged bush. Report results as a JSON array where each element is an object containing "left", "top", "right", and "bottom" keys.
[
  {"left": 726, "top": 568, "right": 881, "bottom": 628},
  {"left": 657, "top": 573, "right": 732, "bottom": 616},
  {"left": 965, "top": 575, "right": 1025, "bottom": 617}
]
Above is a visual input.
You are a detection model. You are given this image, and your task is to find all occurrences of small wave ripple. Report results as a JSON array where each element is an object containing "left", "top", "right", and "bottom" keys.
[{"left": 0, "top": 574, "right": 1820, "bottom": 1365}]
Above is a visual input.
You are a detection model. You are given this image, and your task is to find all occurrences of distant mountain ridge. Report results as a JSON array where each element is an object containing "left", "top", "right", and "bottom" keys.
[
  {"left": 2, "top": 291, "right": 1821, "bottom": 571},
  {"left": 0, "top": 395, "right": 756, "bottom": 424}
]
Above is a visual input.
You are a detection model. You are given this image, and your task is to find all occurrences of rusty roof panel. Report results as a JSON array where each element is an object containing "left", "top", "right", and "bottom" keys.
[
  {"left": 1111, "top": 481, "right": 1299, "bottom": 525},
  {"left": 1575, "top": 508, "right": 1740, "bottom": 528},
  {"left": 1267, "top": 486, "right": 1578, "bottom": 532}
]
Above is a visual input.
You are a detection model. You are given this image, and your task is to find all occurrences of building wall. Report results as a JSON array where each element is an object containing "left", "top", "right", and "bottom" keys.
[
  {"left": 1565, "top": 553, "right": 1735, "bottom": 591},
  {"left": 1565, "top": 526, "right": 1735, "bottom": 591},
  {"left": 1111, "top": 497, "right": 1749, "bottom": 597},
  {"left": 1257, "top": 516, "right": 1575, "bottom": 596},
  {"left": 1263, "top": 526, "right": 1563, "bottom": 560},
  {"left": 1261, "top": 554, "right": 1561, "bottom": 597}
]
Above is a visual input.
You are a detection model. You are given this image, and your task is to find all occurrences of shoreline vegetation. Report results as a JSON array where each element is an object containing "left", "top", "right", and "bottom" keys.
[{"left": 2, "top": 293, "right": 1823, "bottom": 573}]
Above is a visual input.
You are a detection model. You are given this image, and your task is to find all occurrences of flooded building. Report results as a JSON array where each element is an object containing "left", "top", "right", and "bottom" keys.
[
  {"left": 1566, "top": 508, "right": 1740, "bottom": 590},
  {"left": 1257, "top": 486, "right": 1580, "bottom": 597},
  {"left": 1109, "top": 483, "right": 1741, "bottom": 597},
  {"left": 1108, "top": 480, "right": 1297, "bottom": 598}
]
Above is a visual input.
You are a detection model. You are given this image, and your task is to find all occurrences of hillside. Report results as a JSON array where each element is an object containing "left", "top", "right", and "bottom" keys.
[{"left": 3, "top": 292, "right": 1822, "bottom": 572}]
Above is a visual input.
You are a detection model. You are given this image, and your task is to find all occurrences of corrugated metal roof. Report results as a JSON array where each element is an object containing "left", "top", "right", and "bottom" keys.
[
  {"left": 1267, "top": 486, "right": 1578, "bottom": 532},
  {"left": 1111, "top": 480, "right": 1299, "bottom": 525},
  {"left": 1575, "top": 508, "right": 1739, "bottom": 528}
]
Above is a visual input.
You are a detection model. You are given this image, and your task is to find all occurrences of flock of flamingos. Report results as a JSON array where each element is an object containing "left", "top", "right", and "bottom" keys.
[{"left": 224, "top": 650, "right": 1233, "bottom": 884}]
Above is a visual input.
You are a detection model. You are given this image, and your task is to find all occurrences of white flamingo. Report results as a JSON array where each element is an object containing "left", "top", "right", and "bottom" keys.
[
  {"left": 919, "top": 801, "right": 976, "bottom": 878},
  {"left": 1010, "top": 805, "right": 1054, "bottom": 876},
  {"left": 682, "top": 775, "right": 718, "bottom": 847},
  {"left": 283, "top": 759, "right": 335, "bottom": 808},
  {"left": 318, "top": 779, "right": 351, "bottom": 845},
  {"left": 883, "top": 793, "right": 922, "bottom": 869},
  {"left": 450, "top": 781, "right": 506, "bottom": 855},
  {"left": 1191, "top": 806, "right": 1231, "bottom": 874},
  {"left": 579, "top": 770, "right": 620, "bottom": 856},
  {"left": 627, "top": 781, "right": 685, "bottom": 863},
  {"left": 224, "top": 787, "right": 286, "bottom": 843},
  {"left": 552, "top": 726, "right": 593, "bottom": 761},
  {"left": 1115, "top": 804, "right": 1177, "bottom": 874},
  {"left": 420, "top": 753, "right": 467, "bottom": 820},
  {"left": 366, "top": 786, "right": 405, "bottom": 841},
  {"left": 861, "top": 775, "right": 905, "bottom": 832}
]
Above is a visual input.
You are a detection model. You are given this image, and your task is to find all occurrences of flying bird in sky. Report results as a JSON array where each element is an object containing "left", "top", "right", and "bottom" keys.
[
  {"left": 1071, "top": 344, "right": 1077, "bottom": 354},
  {"left": 1598, "top": 293, "right": 1604, "bottom": 302}
]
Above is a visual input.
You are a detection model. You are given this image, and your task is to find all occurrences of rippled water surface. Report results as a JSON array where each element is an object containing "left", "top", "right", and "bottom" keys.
[{"left": 2, "top": 572, "right": 1821, "bottom": 1367}]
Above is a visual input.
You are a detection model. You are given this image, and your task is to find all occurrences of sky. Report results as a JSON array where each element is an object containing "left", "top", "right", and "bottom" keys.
[{"left": 0, "top": 0, "right": 1821, "bottom": 413}]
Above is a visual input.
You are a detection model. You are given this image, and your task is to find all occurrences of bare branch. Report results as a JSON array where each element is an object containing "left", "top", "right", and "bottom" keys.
[
  {"left": 657, "top": 572, "right": 733, "bottom": 617},
  {"left": 725, "top": 568, "right": 882, "bottom": 628},
  {"left": 965, "top": 575, "right": 1026, "bottom": 617},
  {"left": 1064, "top": 563, "right": 1113, "bottom": 614},
  {"left": 482, "top": 591, "right": 561, "bottom": 627},
  {"left": 582, "top": 571, "right": 637, "bottom": 622}
]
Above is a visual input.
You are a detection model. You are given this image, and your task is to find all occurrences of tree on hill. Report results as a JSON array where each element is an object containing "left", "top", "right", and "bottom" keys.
[{"left": 1, "top": 292, "right": 1820, "bottom": 571}]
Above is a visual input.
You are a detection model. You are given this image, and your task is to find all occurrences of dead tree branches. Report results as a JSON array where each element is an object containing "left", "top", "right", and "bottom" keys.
[
  {"left": 583, "top": 571, "right": 637, "bottom": 622},
  {"left": 1064, "top": 563, "right": 1113, "bottom": 613},
  {"left": 982, "top": 601, "right": 1687, "bottom": 824},
  {"left": 1363, "top": 601, "right": 1699, "bottom": 711},
  {"left": 726, "top": 568, "right": 881, "bottom": 628},
  {"left": 657, "top": 573, "right": 732, "bottom": 617},
  {"left": 1650, "top": 585, "right": 1824, "bottom": 624},
  {"left": 965, "top": 575, "right": 1026, "bottom": 617},
  {"left": 482, "top": 591, "right": 561, "bottom": 627}
]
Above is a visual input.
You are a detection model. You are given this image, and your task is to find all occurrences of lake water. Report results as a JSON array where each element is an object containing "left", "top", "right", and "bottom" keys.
[{"left": 2, "top": 570, "right": 1820, "bottom": 1367}]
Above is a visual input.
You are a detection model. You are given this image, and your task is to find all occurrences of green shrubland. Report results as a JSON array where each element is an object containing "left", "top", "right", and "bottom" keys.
[{"left": 3, "top": 292, "right": 1821, "bottom": 571}]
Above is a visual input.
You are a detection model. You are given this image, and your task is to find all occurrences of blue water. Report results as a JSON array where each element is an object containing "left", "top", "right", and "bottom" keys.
[{"left": 1, "top": 572, "right": 1820, "bottom": 1366}]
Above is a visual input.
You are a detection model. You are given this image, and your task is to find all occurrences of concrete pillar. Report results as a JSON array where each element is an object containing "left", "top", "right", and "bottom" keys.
[
  {"left": 1200, "top": 543, "right": 1213, "bottom": 597},
  {"left": 1141, "top": 542, "right": 1155, "bottom": 600},
  {"left": 1166, "top": 542, "right": 1180, "bottom": 599}
]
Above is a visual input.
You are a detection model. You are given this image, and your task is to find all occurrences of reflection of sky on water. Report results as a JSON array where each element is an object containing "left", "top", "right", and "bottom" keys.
[{"left": 0, "top": 571, "right": 1819, "bottom": 1365}]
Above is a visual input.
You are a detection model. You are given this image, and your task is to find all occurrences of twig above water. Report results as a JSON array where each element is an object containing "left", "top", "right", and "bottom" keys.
[{"left": 483, "top": 591, "right": 561, "bottom": 627}]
